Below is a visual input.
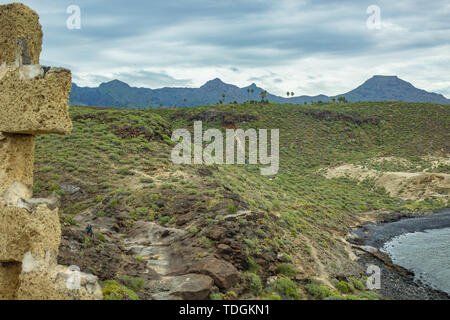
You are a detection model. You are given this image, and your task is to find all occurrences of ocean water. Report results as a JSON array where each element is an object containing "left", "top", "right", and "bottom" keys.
[{"left": 381, "top": 227, "right": 450, "bottom": 294}]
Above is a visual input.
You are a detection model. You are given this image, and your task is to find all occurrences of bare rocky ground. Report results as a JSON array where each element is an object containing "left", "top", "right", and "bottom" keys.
[{"left": 56, "top": 182, "right": 261, "bottom": 300}]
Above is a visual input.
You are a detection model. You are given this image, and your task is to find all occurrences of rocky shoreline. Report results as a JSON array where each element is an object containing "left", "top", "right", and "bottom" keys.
[{"left": 349, "top": 209, "right": 450, "bottom": 300}]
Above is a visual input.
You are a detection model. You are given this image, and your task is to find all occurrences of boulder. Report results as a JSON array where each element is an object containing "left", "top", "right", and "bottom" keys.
[
  {"left": 205, "top": 227, "right": 226, "bottom": 241},
  {"left": 172, "top": 274, "right": 214, "bottom": 300},
  {"left": 189, "top": 256, "right": 240, "bottom": 289},
  {"left": 149, "top": 274, "right": 214, "bottom": 300},
  {"left": 217, "top": 244, "right": 232, "bottom": 254}
]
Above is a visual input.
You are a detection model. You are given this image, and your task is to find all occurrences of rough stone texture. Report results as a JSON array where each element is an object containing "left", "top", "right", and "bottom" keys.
[
  {"left": 0, "top": 67, "right": 73, "bottom": 135},
  {"left": 0, "top": 262, "right": 21, "bottom": 299},
  {"left": 150, "top": 274, "right": 214, "bottom": 300},
  {"left": 0, "top": 202, "right": 61, "bottom": 262},
  {"left": 16, "top": 191, "right": 60, "bottom": 212},
  {"left": 0, "top": 3, "right": 42, "bottom": 65},
  {"left": 0, "top": 200, "right": 103, "bottom": 300},
  {"left": 188, "top": 256, "right": 240, "bottom": 289},
  {"left": 16, "top": 254, "right": 103, "bottom": 300},
  {"left": 205, "top": 227, "right": 227, "bottom": 241},
  {"left": 0, "top": 2, "right": 100, "bottom": 300},
  {"left": 171, "top": 274, "right": 214, "bottom": 300},
  {"left": 0, "top": 2, "right": 72, "bottom": 135},
  {"left": 2, "top": 182, "right": 33, "bottom": 206},
  {"left": 0, "top": 133, "right": 34, "bottom": 196}
]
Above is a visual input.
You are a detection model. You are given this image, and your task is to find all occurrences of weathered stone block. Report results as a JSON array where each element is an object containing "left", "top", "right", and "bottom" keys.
[
  {"left": 0, "top": 2, "right": 99, "bottom": 301},
  {"left": 0, "top": 202, "right": 61, "bottom": 262},
  {"left": 16, "top": 263, "right": 103, "bottom": 300},
  {"left": 0, "top": 3, "right": 42, "bottom": 65},
  {"left": 0, "top": 133, "right": 34, "bottom": 196},
  {"left": 0, "top": 67, "right": 72, "bottom": 134},
  {"left": 0, "top": 250, "right": 103, "bottom": 300},
  {"left": 0, "top": 262, "right": 21, "bottom": 299}
]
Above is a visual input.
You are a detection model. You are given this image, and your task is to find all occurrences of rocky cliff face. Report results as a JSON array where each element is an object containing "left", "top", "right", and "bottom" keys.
[{"left": 0, "top": 3, "right": 101, "bottom": 300}]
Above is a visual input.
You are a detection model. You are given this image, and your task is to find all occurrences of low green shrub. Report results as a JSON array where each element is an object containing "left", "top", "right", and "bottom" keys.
[
  {"left": 102, "top": 280, "right": 139, "bottom": 300},
  {"left": 335, "top": 281, "right": 355, "bottom": 294},
  {"left": 116, "top": 275, "right": 145, "bottom": 293},
  {"left": 348, "top": 277, "right": 365, "bottom": 290},
  {"left": 276, "top": 263, "right": 297, "bottom": 278},
  {"left": 304, "top": 283, "right": 331, "bottom": 299},
  {"left": 243, "top": 272, "right": 262, "bottom": 295},
  {"left": 272, "top": 277, "right": 301, "bottom": 300}
]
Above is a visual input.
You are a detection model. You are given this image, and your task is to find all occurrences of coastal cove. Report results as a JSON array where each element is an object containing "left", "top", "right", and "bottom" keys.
[{"left": 350, "top": 209, "right": 450, "bottom": 300}]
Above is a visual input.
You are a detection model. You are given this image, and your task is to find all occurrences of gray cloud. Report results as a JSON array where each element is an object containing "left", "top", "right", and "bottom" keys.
[
  {"left": 4, "top": 0, "right": 449, "bottom": 97},
  {"left": 115, "top": 71, "right": 191, "bottom": 88}
]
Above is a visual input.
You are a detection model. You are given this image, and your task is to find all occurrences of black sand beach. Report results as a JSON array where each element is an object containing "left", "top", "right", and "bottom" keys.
[{"left": 350, "top": 209, "right": 450, "bottom": 300}]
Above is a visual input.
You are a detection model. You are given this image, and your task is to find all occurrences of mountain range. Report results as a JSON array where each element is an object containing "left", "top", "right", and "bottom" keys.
[{"left": 69, "top": 75, "right": 450, "bottom": 108}]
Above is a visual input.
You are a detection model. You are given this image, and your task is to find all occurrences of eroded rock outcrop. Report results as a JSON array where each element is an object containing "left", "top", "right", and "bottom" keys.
[
  {"left": 324, "top": 163, "right": 450, "bottom": 203},
  {"left": 188, "top": 256, "right": 240, "bottom": 289},
  {"left": 0, "top": 2, "right": 101, "bottom": 300}
]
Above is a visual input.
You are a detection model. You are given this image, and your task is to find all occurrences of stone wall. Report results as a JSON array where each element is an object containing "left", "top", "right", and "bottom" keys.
[{"left": 0, "top": 3, "right": 102, "bottom": 300}]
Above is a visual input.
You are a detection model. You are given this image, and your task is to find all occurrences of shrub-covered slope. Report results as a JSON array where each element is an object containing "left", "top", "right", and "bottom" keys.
[{"left": 33, "top": 101, "right": 449, "bottom": 300}]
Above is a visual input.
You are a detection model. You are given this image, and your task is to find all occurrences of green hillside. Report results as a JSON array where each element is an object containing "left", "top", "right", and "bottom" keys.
[{"left": 33, "top": 101, "right": 449, "bottom": 300}]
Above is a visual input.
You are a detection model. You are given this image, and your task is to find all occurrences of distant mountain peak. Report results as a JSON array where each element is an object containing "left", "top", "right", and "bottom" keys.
[
  {"left": 70, "top": 75, "right": 450, "bottom": 108},
  {"left": 243, "top": 83, "right": 261, "bottom": 91},
  {"left": 371, "top": 75, "right": 398, "bottom": 79},
  {"left": 340, "top": 75, "right": 449, "bottom": 103},
  {"left": 366, "top": 75, "right": 405, "bottom": 83},
  {"left": 100, "top": 79, "right": 130, "bottom": 88},
  {"left": 358, "top": 75, "right": 412, "bottom": 88},
  {"left": 201, "top": 78, "right": 225, "bottom": 88}
]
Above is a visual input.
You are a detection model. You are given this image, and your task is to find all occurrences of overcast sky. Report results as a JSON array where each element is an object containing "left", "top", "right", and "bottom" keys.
[{"left": 4, "top": 0, "right": 449, "bottom": 97}]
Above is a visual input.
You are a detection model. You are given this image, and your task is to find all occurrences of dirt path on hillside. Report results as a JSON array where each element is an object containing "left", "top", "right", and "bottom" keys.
[{"left": 300, "top": 235, "right": 332, "bottom": 287}]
